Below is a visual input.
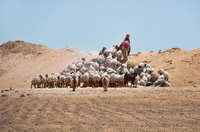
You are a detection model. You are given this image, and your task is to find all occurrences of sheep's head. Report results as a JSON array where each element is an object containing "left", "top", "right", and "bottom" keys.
[
  {"left": 39, "top": 75, "right": 43, "bottom": 79},
  {"left": 114, "top": 45, "right": 119, "bottom": 49},
  {"left": 72, "top": 75, "right": 77, "bottom": 79},
  {"left": 99, "top": 47, "right": 106, "bottom": 55},
  {"left": 45, "top": 74, "right": 48, "bottom": 78},
  {"left": 158, "top": 69, "right": 164, "bottom": 75}
]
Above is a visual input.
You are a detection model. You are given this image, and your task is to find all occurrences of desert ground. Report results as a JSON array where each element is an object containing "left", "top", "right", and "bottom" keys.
[{"left": 0, "top": 41, "right": 200, "bottom": 131}]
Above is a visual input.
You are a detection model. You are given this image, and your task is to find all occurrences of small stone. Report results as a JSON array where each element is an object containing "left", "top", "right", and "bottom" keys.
[
  {"left": 20, "top": 94, "right": 25, "bottom": 97},
  {"left": 1, "top": 94, "right": 7, "bottom": 97}
]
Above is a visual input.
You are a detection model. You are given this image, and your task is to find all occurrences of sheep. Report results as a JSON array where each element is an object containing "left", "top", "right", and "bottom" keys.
[
  {"left": 99, "top": 64, "right": 106, "bottom": 72},
  {"left": 86, "top": 71, "right": 94, "bottom": 87},
  {"left": 75, "top": 61, "right": 84, "bottom": 70},
  {"left": 105, "top": 53, "right": 113, "bottom": 67},
  {"left": 155, "top": 79, "right": 171, "bottom": 87},
  {"left": 56, "top": 74, "right": 66, "bottom": 88},
  {"left": 149, "top": 71, "right": 159, "bottom": 84},
  {"left": 43, "top": 74, "right": 49, "bottom": 88},
  {"left": 47, "top": 73, "right": 57, "bottom": 88},
  {"left": 161, "top": 81, "right": 171, "bottom": 87},
  {"left": 158, "top": 69, "right": 169, "bottom": 81},
  {"left": 110, "top": 58, "right": 121, "bottom": 70},
  {"left": 91, "top": 61, "right": 100, "bottom": 71},
  {"left": 109, "top": 45, "right": 119, "bottom": 58},
  {"left": 133, "top": 65, "right": 144, "bottom": 76},
  {"left": 89, "top": 65, "right": 96, "bottom": 72},
  {"left": 31, "top": 76, "right": 38, "bottom": 88},
  {"left": 70, "top": 63, "right": 77, "bottom": 72},
  {"left": 83, "top": 61, "right": 91, "bottom": 70},
  {"left": 93, "top": 72, "right": 101, "bottom": 87},
  {"left": 67, "top": 63, "right": 76, "bottom": 72},
  {"left": 80, "top": 66, "right": 88, "bottom": 74},
  {"left": 95, "top": 55, "right": 106, "bottom": 66},
  {"left": 99, "top": 47, "right": 107, "bottom": 56},
  {"left": 127, "top": 59, "right": 138, "bottom": 69},
  {"left": 124, "top": 73, "right": 130, "bottom": 86},
  {"left": 31, "top": 75, "right": 45, "bottom": 88},
  {"left": 64, "top": 73, "right": 71, "bottom": 88},
  {"left": 130, "top": 73, "right": 138, "bottom": 88},
  {"left": 102, "top": 76, "right": 110, "bottom": 92},
  {"left": 115, "top": 74, "right": 125, "bottom": 87},
  {"left": 116, "top": 50, "right": 123, "bottom": 61},
  {"left": 109, "top": 73, "right": 117, "bottom": 87},
  {"left": 138, "top": 79, "right": 147, "bottom": 86},
  {"left": 80, "top": 71, "right": 89, "bottom": 87},
  {"left": 153, "top": 75, "right": 165, "bottom": 87},
  {"left": 116, "top": 64, "right": 128, "bottom": 75},
  {"left": 75, "top": 70, "right": 82, "bottom": 86},
  {"left": 144, "top": 64, "right": 155, "bottom": 74},
  {"left": 106, "top": 67, "right": 116, "bottom": 74},
  {"left": 124, "top": 73, "right": 138, "bottom": 88},
  {"left": 70, "top": 74, "right": 79, "bottom": 91}
]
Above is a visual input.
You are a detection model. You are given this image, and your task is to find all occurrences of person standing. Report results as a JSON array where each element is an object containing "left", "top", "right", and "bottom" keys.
[{"left": 118, "top": 34, "right": 131, "bottom": 61}]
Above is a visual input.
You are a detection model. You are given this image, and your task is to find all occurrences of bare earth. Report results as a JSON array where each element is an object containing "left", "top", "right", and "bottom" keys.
[{"left": 0, "top": 41, "right": 200, "bottom": 131}]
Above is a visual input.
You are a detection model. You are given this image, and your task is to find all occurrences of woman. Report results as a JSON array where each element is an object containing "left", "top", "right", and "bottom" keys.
[{"left": 118, "top": 34, "right": 131, "bottom": 61}]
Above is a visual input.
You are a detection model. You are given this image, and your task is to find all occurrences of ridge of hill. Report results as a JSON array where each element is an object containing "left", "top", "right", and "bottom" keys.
[{"left": 0, "top": 40, "right": 200, "bottom": 88}]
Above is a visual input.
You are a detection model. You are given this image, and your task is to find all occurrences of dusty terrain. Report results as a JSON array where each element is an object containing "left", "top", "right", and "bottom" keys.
[{"left": 0, "top": 41, "right": 200, "bottom": 131}]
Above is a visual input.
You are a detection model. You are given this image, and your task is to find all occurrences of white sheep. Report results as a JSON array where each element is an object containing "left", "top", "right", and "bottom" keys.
[
  {"left": 64, "top": 73, "right": 71, "bottom": 88},
  {"left": 95, "top": 55, "right": 106, "bottom": 66},
  {"left": 31, "top": 76, "right": 38, "bottom": 88},
  {"left": 56, "top": 74, "right": 66, "bottom": 88},
  {"left": 115, "top": 74, "right": 125, "bottom": 87},
  {"left": 31, "top": 75, "right": 45, "bottom": 88},
  {"left": 80, "top": 71, "right": 89, "bottom": 87},
  {"left": 43, "top": 74, "right": 49, "bottom": 88},
  {"left": 47, "top": 73, "right": 57, "bottom": 88},
  {"left": 116, "top": 64, "right": 128, "bottom": 75},
  {"left": 75, "top": 61, "right": 84, "bottom": 70},
  {"left": 91, "top": 61, "right": 100, "bottom": 71},
  {"left": 154, "top": 78, "right": 171, "bottom": 87},
  {"left": 153, "top": 75, "right": 165, "bottom": 87},
  {"left": 116, "top": 50, "right": 123, "bottom": 61},
  {"left": 106, "top": 67, "right": 116, "bottom": 74},
  {"left": 70, "top": 63, "right": 77, "bottom": 72},
  {"left": 105, "top": 53, "right": 113, "bottom": 67},
  {"left": 110, "top": 58, "right": 121, "bottom": 70},
  {"left": 93, "top": 72, "right": 101, "bottom": 87},
  {"left": 158, "top": 69, "right": 169, "bottom": 81},
  {"left": 109, "top": 73, "right": 117, "bottom": 87}
]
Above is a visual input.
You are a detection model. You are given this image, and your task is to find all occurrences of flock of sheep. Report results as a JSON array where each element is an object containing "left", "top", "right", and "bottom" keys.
[{"left": 31, "top": 45, "right": 171, "bottom": 91}]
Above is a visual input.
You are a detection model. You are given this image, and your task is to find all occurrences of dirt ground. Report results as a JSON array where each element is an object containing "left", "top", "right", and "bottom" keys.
[
  {"left": 0, "top": 41, "right": 200, "bottom": 131},
  {"left": 1, "top": 86, "right": 200, "bottom": 131}
]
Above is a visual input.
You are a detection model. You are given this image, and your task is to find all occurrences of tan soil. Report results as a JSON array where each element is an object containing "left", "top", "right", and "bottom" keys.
[{"left": 0, "top": 41, "right": 199, "bottom": 131}]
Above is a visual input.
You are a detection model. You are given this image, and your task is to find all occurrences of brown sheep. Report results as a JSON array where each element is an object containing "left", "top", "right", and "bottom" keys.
[
  {"left": 71, "top": 74, "right": 79, "bottom": 91},
  {"left": 102, "top": 76, "right": 110, "bottom": 92},
  {"left": 124, "top": 73, "right": 138, "bottom": 88}
]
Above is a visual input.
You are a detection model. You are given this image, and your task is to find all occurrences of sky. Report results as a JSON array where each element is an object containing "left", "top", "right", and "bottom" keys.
[{"left": 0, "top": 0, "right": 200, "bottom": 53}]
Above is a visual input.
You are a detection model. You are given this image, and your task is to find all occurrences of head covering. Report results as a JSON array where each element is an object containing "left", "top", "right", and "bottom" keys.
[{"left": 125, "top": 34, "right": 130, "bottom": 39}]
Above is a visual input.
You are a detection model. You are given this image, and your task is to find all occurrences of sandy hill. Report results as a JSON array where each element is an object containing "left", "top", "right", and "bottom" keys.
[
  {"left": 0, "top": 40, "right": 200, "bottom": 88},
  {"left": 0, "top": 41, "right": 98, "bottom": 88}
]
